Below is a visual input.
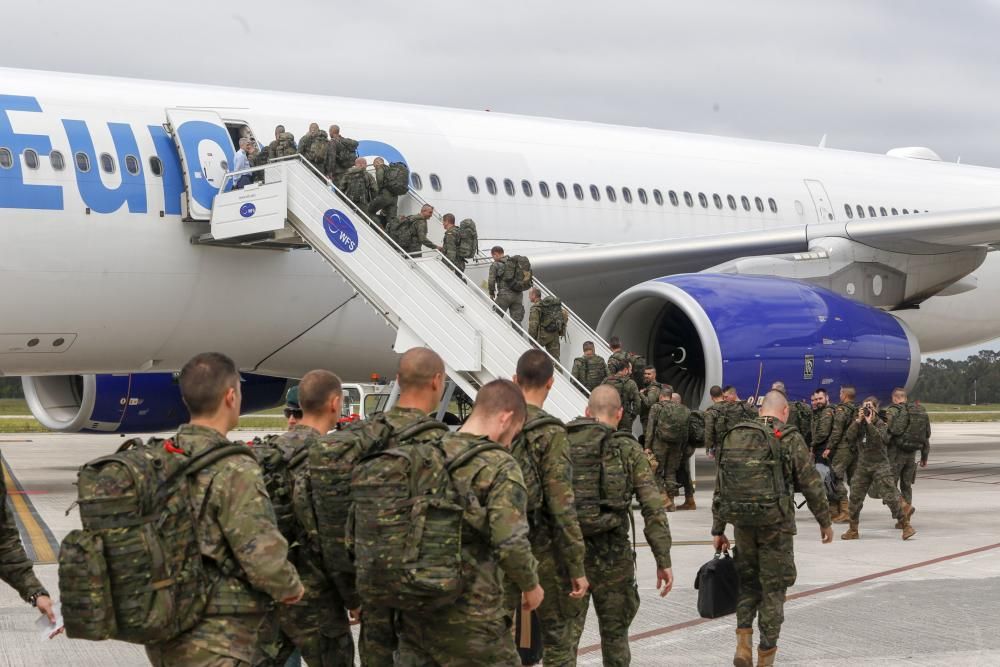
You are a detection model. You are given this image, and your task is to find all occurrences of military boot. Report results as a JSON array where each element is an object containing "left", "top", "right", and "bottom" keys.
[
  {"left": 678, "top": 495, "right": 697, "bottom": 511},
  {"left": 733, "top": 628, "right": 753, "bottom": 667},
  {"left": 831, "top": 499, "right": 851, "bottom": 524},
  {"left": 663, "top": 491, "right": 676, "bottom": 512},
  {"left": 896, "top": 501, "right": 915, "bottom": 530},
  {"left": 841, "top": 521, "right": 860, "bottom": 540},
  {"left": 901, "top": 516, "right": 916, "bottom": 540},
  {"left": 757, "top": 646, "right": 778, "bottom": 667}
]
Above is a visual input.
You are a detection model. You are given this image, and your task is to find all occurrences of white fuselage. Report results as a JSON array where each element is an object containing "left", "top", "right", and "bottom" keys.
[{"left": 1, "top": 68, "right": 998, "bottom": 380}]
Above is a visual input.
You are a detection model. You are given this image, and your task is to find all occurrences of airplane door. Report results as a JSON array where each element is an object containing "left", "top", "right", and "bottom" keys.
[
  {"left": 165, "top": 109, "right": 235, "bottom": 220},
  {"left": 804, "top": 179, "right": 836, "bottom": 222}
]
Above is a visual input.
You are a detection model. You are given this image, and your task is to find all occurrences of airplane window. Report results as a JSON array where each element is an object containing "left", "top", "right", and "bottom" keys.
[
  {"left": 880, "top": 206, "right": 887, "bottom": 217},
  {"left": 50, "top": 150, "right": 65, "bottom": 171},
  {"left": 683, "top": 191, "right": 693, "bottom": 207},
  {"left": 867, "top": 205, "right": 876, "bottom": 217},
  {"left": 637, "top": 188, "right": 648, "bottom": 204},
  {"left": 622, "top": 187, "right": 632, "bottom": 203},
  {"left": 574, "top": 183, "right": 584, "bottom": 200},
  {"left": 522, "top": 180, "right": 533, "bottom": 197},
  {"left": 100, "top": 153, "right": 116, "bottom": 174},
  {"left": 653, "top": 189, "right": 664, "bottom": 205},
  {"left": 769, "top": 198, "right": 778, "bottom": 213},
  {"left": 23, "top": 149, "right": 39, "bottom": 169},
  {"left": 669, "top": 190, "right": 679, "bottom": 206},
  {"left": 698, "top": 192, "right": 708, "bottom": 208},
  {"left": 856, "top": 205, "right": 865, "bottom": 219},
  {"left": 741, "top": 196, "right": 750, "bottom": 211},
  {"left": 727, "top": 195, "right": 737, "bottom": 210},
  {"left": 75, "top": 152, "right": 91, "bottom": 173},
  {"left": 590, "top": 184, "right": 600, "bottom": 201},
  {"left": 125, "top": 155, "right": 141, "bottom": 176},
  {"left": 410, "top": 172, "right": 423, "bottom": 190},
  {"left": 0, "top": 148, "right": 12, "bottom": 169},
  {"left": 902, "top": 208, "right": 909, "bottom": 214},
  {"left": 754, "top": 197, "right": 764, "bottom": 212},
  {"left": 504, "top": 178, "right": 515, "bottom": 196},
  {"left": 605, "top": 186, "right": 616, "bottom": 202},
  {"left": 486, "top": 177, "right": 497, "bottom": 195},
  {"left": 713, "top": 193, "right": 723, "bottom": 209},
  {"left": 539, "top": 181, "right": 550, "bottom": 198},
  {"left": 467, "top": 176, "right": 479, "bottom": 194},
  {"left": 891, "top": 208, "right": 898, "bottom": 215},
  {"left": 845, "top": 204, "right": 854, "bottom": 219},
  {"left": 429, "top": 174, "right": 442, "bottom": 192},
  {"left": 556, "top": 182, "right": 567, "bottom": 199}
]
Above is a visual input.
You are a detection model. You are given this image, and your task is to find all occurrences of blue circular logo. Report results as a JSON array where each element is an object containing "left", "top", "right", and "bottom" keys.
[
  {"left": 240, "top": 203, "right": 256, "bottom": 218},
  {"left": 323, "top": 209, "right": 359, "bottom": 253}
]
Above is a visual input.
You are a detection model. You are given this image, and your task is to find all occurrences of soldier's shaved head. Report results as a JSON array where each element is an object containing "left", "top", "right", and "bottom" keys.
[
  {"left": 892, "top": 387, "right": 907, "bottom": 400},
  {"left": 528, "top": 287, "right": 542, "bottom": 300},
  {"left": 709, "top": 385, "right": 724, "bottom": 399},
  {"left": 373, "top": 156, "right": 385, "bottom": 166},
  {"left": 583, "top": 341, "right": 595, "bottom": 352},
  {"left": 442, "top": 213, "right": 455, "bottom": 224},
  {"left": 309, "top": 122, "right": 319, "bottom": 132},
  {"left": 274, "top": 124, "right": 285, "bottom": 137},
  {"left": 515, "top": 349, "right": 554, "bottom": 390},
  {"left": 491, "top": 245, "right": 505, "bottom": 256},
  {"left": 671, "top": 393, "right": 682, "bottom": 404},
  {"left": 771, "top": 381, "right": 786, "bottom": 395},
  {"left": 840, "top": 385, "right": 856, "bottom": 401},
  {"left": 179, "top": 352, "right": 240, "bottom": 417},
  {"left": 759, "top": 390, "right": 788, "bottom": 418},
  {"left": 355, "top": 157, "right": 367, "bottom": 168},
  {"left": 587, "top": 385, "right": 622, "bottom": 422},
  {"left": 297, "top": 370, "right": 343, "bottom": 414},
  {"left": 329, "top": 124, "right": 340, "bottom": 135},
  {"left": 397, "top": 347, "right": 445, "bottom": 391},
  {"left": 661, "top": 384, "right": 674, "bottom": 395},
  {"left": 471, "top": 379, "right": 527, "bottom": 425},
  {"left": 608, "top": 336, "right": 622, "bottom": 350}
]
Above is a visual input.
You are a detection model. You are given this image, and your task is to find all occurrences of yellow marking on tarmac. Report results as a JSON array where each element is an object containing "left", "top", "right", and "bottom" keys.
[{"left": 2, "top": 458, "right": 56, "bottom": 564}]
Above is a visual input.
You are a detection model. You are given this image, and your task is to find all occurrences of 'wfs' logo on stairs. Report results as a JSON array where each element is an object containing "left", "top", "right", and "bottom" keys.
[{"left": 323, "top": 209, "right": 359, "bottom": 253}]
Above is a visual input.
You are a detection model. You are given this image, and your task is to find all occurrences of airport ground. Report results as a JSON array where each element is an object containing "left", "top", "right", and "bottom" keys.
[{"left": 0, "top": 423, "right": 998, "bottom": 665}]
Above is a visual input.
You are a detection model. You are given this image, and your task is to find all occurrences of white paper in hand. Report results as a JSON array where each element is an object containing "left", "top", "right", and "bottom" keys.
[{"left": 34, "top": 603, "right": 64, "bottom": 640}]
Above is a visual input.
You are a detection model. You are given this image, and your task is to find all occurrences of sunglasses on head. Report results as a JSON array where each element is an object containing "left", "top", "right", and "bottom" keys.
[{"left": 283, "top": 408, "right": 303, "bottom": 420}]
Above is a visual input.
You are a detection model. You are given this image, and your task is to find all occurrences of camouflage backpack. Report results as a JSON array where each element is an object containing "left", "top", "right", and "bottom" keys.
[
  {"left": 900, "top": 402, "right": 930, "bottom": 451},
  {"left": 341, "top": 169, "right": 371, "bottom": 204},
  {"left": 539, "top": 296, "right": 568, "bottom": 335},
  {"left": 653, "top": 401, "right": 690, "bottom": 443},
  {"left": 350, "top": 432, "right": 503, "bottom": 611},
  {"left": 275, "top": 132, "right": 296, "bottom": 157},
  {"left": 791, "top": 401, "right": 812, "bottom": 447},
  {"left": 510, "top": 414, "right": 564, "bottom": 524},
  {"left": 250, "top": 435, "right": 310, "bottom": 544},
  {"left": 687, "top": 411, "right": 705, "bottom": 451},
  {"left": 383, "top": 161, "right": 410, "bottom": 195},
  {"left": 627, "top": 352, "right": 647, "bottom": 387},
  {"left": 457, "top": 218, "right": 479, "bottom": 259},
  {"left": 502, "top": 255, "right": 533, "bottom": 292},
  {"left": 307, "top": 133, "right": 329, "bottom": 166},
  {"left": 334, "top": 137, "right": 360, "bottom": 169},
  {"left": 387, "top": 215, "right": 420, "bottom": 250},
  {"left": 715, "top": 421, "right": 794, "bottom": 526},
  {"left": 59, "top": 436, "right": 253, "bottom": 643},
  {"left": 565, "top": 419, "right": 633, "bottom": 536},
  {"left": 716, "top": 401, "right": 757, "bottom": 443},
  {"left": 575, "top": 356, "right": 608, "bottom": 391},
  {"left": 306, "top": 414, "right": 446, "bottom": 574}
]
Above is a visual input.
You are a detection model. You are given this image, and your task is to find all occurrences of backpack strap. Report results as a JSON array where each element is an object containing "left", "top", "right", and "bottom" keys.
[
  {"left": 153, "top": 443, "right": 255, "bottom": 507},
  {"left": 446, "top": 441, "right": 506, "bottom": 472}
]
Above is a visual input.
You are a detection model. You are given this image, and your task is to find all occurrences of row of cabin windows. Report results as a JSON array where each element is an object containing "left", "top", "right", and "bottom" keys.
[
  {"left": 410, "top": 170, "right": 779, "bottom": 213},
  {"left": 0, "top": 147, "right": 164, "bottom": 177},
  {"left": 844, "top": 203, "right": 928, "bottom": 219}
]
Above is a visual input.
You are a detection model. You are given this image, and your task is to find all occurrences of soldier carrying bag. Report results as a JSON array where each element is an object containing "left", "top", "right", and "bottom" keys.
[
  {"left": 502, "top": 255, "right": 534, "bottom": 292},
  {"left": 59, "top": 437, "right": 254, "bottom": 644},
  {"left": 694, "top": 550, "right": 739, "bottom": 618},
  {"left": 565, "top": 419, "right": 632, "bottom": 536},
  {"left": 539, "top": 296, "right": 567, "bottom": 335},
  {"left": 457, "top": 218, "right": 479, "bottom": 259},
  {"left": 383, "top": 161, "right": 410, "bottom": 195},
  {"left": 250, "top": 435, "right": 309, "bottom": 544},
  {"left": 900, "top": 402, "right": 930, "bottom": 452}
]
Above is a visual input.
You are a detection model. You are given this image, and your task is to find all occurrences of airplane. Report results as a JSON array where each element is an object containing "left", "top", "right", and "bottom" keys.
[{"left": 3, "top": 67, "right": 1000, "bottom": 433}]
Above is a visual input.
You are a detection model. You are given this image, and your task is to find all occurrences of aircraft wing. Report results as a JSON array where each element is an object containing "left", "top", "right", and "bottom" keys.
[{"left": 532, "top": 206, "right": 1000, "bottom": 321}]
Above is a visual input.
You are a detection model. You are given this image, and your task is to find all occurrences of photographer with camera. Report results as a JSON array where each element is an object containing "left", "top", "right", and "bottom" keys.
[{"left": 840, "top": 396, "right": 916, "bottom": 541}]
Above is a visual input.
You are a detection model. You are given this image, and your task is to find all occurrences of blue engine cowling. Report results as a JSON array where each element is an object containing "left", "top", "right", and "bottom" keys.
[
  {"left": 22, "top": 372, "right": 289, "bottom": 433},
  {"left": 597, "top": 274, "right": 920, "bottom": 407}
]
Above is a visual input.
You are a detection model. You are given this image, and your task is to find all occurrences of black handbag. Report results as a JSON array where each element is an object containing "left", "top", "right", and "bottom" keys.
[
  {"left": 514, "top": 606, "right": 543, "bottom": 665},
  {"left": 694, "top": 550, "right": 739, "bottom": 618}
]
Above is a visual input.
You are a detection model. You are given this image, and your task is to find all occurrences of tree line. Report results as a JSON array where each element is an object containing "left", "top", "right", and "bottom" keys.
[{"left": 912, "top": 351, "right": 1000, "bottom": 404}]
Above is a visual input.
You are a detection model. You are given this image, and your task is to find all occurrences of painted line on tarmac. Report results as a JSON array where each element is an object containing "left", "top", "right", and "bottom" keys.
[
  {"left": 577, "top": 541, "right": 1000, "bottom": 655},
  {"left": 1, "top": 453, "right": 59, "bottom": 564}
]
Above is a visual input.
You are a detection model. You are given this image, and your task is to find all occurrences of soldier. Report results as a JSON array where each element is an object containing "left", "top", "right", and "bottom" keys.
[
  {"left": 771, "top": 381, "right": 812, "bottom": 451},
  {"left": 488, "top": 245, "right": 527, "bottom": 325},
  {"left": 677, "top": 396, "right": 702, "bottom": 511},
  {"left": 638, "top": 365, "right": 665, "bottom": 437},
  {"left": 388, "top": 204, "right": 436, "bottom": 256},
  {"left": 339, "top": 157, "right": 375, "bottom": 210},
  {"left": 707, "top": 387, "right": 758, "bottom": 460},
  {"left": 606, "top": 336, "right": 627, "bottom": 368},
  {"left": 602, "top": 357, "right": 640, "bottom": 433},
  {"left": 564, "top": 386, "right": 674, "bottom": 666},
  {"left": 646, "top": 384, "right": 690, "bottom": 512},
  {"left": 712, "top": 390, "right": 833, "bottom": 667},
  {"left": 884, "top": 387, "right": 931, "bottom": 515},
  {"left": 823, "top": 385, "right": 858, "bottom": 523},
  {"left": 571, "top": 341, "right": 608, "bottom": 392},
  {"left": 146, "top": 352, "right": 303, "bottom": 667},
  {"left": 282, "top": 385, "right": 301, "bottom": 427},
  {"left": 702, "top": 384, "right": 725, "bottom": 457},
  {"left": 811, "top": 388, "right": 835, "bottom": 463},
  {"left": 394, "top": 379, "right": 543, "bottom": 666},
  {"left": 438, "top": 213, "right": 465, "bottom": 272},
  {"left": 298, "top": 123, "right": 329, "bottom": 172},
  {"left": 839, "top": 396, "right": 916, "bottom": 541},
  {"left": 527, "top": 287, "right": 567, "bottom": 360},
  {"left": 508, "top": 350, "right": 588, "bottom": 667},
  {"left": 367, "top": 157, "right": 399, "bottom": 229}
]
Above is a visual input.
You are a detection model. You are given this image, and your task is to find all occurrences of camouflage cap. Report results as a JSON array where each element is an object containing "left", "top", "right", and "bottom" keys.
[{"left": 285, "top": 385, "right": 300, "bottom": 409}]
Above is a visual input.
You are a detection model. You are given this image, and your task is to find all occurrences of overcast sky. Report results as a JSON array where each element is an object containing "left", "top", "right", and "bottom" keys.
[{"left": 4, "top": 0, "right": 999, "bottom": 357}]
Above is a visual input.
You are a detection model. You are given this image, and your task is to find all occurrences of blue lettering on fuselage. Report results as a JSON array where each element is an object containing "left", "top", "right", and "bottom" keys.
[
  {"left": 0, "top": 95, "right": 62, "bottom": 210},
  {"left": 63, "top": 120, "right": 147, "bottom": 213},
  {"left": 148, "top": 125, "right": 185, "bottom": 215}
]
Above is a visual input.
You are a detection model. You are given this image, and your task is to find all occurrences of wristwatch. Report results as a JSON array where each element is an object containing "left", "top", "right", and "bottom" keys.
[{"left": 27, "top": 590, "right": 49, "bottom": 607}]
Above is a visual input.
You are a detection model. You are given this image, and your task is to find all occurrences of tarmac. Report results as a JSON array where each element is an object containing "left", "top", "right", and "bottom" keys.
[{"left": 1, "top": 423, "right": 998, "bottom": 666}]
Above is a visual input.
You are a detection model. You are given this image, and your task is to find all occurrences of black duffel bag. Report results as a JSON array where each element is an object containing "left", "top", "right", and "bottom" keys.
[
  {"left": 694, "top": 550, "right": 739, "bottom": 618},
  {"left": 514, "top": 606, "right": 543, "bottom": 665}
]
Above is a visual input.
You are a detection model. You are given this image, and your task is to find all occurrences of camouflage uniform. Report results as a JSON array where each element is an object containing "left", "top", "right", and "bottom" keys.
[
  {"left": 527, "top": 297, "right": 564, "bottom": 360},
  {"left": 703, "top": 402, "right": 724, "bottom": 456},
  {"left": 262, "top": 133, "right": 297, "bottom": 165},
  {"left": 645, "top": 401, "right": 691, "bottom": 498},
  {"left": 564, "top": 422, "right": 672, "bottom": 667},
  {"left": 0, "top": 468, "right": 48, "bottom": 604},
  {"left": 390, "top": 214, "right": 436, "bottom": 256},
  {"left": 570, "top": 355, "right": 608, "bottom": 392},
  {"left": 602, "top": 375, "right": 640, "bottom": 433},
  {"left": 489, "top": 256, "right": 526, "bottom": 325},
  {"left": 843, "top": 417, "right": 905, "bottom": 523},
  {"left": 711, "top": 417, "right": 831, "bottom": 649},
  {"left": 787, "top": 401, "right": 813, "bottom": 451},
  {"left": 145, "top": 425, "right": 302, "bottom": 667},
  {"left": 366, "top": 165, "right": 399, "bottom": 230},
  {"left": 828, "top": 401, "right": 858, "bottom": 503},
  {"left": 706, "top": 401, "right": 757, "bottom": 458},
  {"left": 252, "top": 425, "right": 356, "bottom": 667},
  {"left": 811, "top": 403, "right": 835, "bottom": 463},
  {"left": 503, "top": 406, "right": 586, "bottom": 667},
  {"left": 441, "top": 225, "right": 465, "bottom": 272},
  {"left": 638, "top": 379, "right": 664, "bottom": 434},
  {"left": 677, "top": 411, "right": 703, "bottom": 499},
  {"left": 884, "top": 403, "right": 931, "bottom": 505},
  {"left": 396, "top": 432, "right": 538, "bottom": 667},
  {"left": 299, "top": 129, "right": 329, "bottom": 173},
  {"left": 340, "top": 165, "right": 375, "bottom": 210},
  {"left": 354, "top": 407, "right": 449, "bottom": 667}
]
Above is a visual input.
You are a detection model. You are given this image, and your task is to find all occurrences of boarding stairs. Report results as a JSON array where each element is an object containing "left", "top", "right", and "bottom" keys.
[{"left": 198, "top": 156, "right": 602, "bottom": 421}]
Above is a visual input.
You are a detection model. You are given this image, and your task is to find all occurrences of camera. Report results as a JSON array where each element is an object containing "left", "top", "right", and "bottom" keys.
[{"left": 863, "top": 406, "right": 873, "bottom": 418}]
